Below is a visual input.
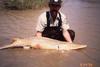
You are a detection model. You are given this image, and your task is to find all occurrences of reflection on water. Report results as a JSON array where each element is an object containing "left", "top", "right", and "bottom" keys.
[{"left": 0, "top": 0, "right": 100, "bottom": 67}]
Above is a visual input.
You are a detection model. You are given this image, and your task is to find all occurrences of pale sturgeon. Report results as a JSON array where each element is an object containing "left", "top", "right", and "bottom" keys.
[{"left": 0, "top": 37, "right": 87, "bottom": 50}]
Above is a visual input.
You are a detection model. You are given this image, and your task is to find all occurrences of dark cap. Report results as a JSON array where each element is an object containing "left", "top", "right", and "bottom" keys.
[{"left": 49, "top": 0, "right": 62, "bottom": 5}]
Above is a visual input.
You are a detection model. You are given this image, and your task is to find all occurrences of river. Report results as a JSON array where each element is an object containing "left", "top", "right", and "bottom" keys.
[{"left": 0, "top": 0, "right": 100, "bottom": 67}]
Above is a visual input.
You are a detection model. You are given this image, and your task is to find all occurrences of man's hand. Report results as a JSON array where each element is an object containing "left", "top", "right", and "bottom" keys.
[
  {"left": 36, "top": 31, "right": 42, "bottom": 37},
  {"left": 63, "top": 30, "right": 72, "bottom": 43}
]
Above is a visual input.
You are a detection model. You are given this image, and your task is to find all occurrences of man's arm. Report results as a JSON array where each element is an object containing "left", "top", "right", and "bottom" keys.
[
  {"left": 35, "top": 12, "right": 46, "bottom": 37},
  {"left": 63, "top": 30, "right": 72, "bottom": 43},
  {"left": 61, "top": 13, "right": 72, "bottom": 43}
]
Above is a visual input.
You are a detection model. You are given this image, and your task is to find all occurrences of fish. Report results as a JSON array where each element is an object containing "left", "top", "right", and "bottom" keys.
[{"left": 0, "top": 37, "right": 87, "bottom": 50}]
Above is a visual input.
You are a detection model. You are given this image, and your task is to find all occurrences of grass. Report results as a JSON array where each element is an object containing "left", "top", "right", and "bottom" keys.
[{"left": 3, "top": 0, "right": 48, "bottom": 10}]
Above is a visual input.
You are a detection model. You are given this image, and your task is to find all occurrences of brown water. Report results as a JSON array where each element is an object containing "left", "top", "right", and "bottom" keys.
[{"left": 0, "top": 0, "right": 100, "bottom": 67}]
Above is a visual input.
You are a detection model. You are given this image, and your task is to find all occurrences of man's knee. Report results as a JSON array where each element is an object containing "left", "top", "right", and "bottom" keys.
[{"left": 67, "top": 29, "right": 75, "bottom": 41}]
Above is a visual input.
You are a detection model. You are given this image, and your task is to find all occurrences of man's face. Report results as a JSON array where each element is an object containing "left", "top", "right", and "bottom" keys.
[{"left": 49, "top": 4, "right": 61, "bottom": 13}]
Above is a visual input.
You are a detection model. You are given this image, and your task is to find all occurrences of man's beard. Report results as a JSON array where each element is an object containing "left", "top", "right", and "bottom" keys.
[{"left": 50, "top": 10, "right": 58, "bottom": 16}]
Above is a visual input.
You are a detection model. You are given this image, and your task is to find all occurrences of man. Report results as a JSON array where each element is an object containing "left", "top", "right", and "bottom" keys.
[{"left": 36, "top": 0, "right": 75, "bottom": 43}]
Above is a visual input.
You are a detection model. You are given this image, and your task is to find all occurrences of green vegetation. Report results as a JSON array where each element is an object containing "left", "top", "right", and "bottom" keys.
[{"left": 4, "top": 0, "right": 48, "bottom": 10}]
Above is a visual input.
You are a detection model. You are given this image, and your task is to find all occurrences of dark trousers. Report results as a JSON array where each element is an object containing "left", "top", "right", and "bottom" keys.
[
  {"left": 42, "top": 27, "right": 75, "bottom": 41},
  {"left": 52, "top": 29, "right": 75, "bottom": 41},
  {"left": 67, "top": 29, "right": 75, "bottom": 41}
]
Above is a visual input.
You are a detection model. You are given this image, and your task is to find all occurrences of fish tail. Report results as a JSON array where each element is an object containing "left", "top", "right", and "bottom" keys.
[{"left": 0, "top": 44, "right": 14, "bottom": 50}]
